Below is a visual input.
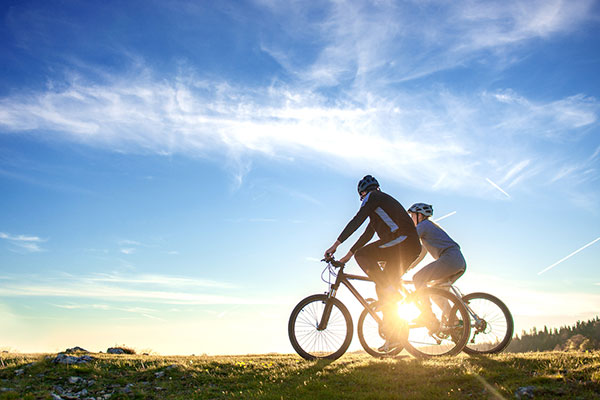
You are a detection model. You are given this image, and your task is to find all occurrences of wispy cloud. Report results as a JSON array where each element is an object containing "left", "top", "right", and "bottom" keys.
[
  {"left": 0, "top": 231, "right": 45, "bottom": 253},
  {"left": 51, "top": 303, "right": 165, "bottom": 320},
  {"left": 0, "top": 272, "right": 262, "bottom": 305},
  {"left": 118, "top": 239, "right": 143, "bottom": 255},
  {"left": 0, "top": 75, "right": 597, "bottom": 198},
  {"left": 259, "top": 0, "right": 596, "bottom": 85},
  {"left": 86, "top": 272, "right": 236, "bottom": 289},
  {"left": 0, "top": 1, "right": 598, "bottom": 201}
]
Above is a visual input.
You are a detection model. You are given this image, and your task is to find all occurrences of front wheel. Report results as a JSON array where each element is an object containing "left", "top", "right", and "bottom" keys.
[
  {"left": 461, "top": 292, "right": 513, "bottom": 354},
  {"left": 288, "top": 294, "right": 353, "bottom": 360},
  {"left": 357, "top": 300, "right": 403, "bottom": 358}
]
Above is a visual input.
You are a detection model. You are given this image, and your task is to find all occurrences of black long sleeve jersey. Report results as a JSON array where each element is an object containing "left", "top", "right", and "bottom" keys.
[{"left": 337, "top": 190, "right": 418, "bottom": 254}]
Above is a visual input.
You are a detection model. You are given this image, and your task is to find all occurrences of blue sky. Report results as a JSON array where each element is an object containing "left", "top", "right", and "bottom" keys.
[{"left": 1, "top": 0, "right": 599, "bottom": 355}]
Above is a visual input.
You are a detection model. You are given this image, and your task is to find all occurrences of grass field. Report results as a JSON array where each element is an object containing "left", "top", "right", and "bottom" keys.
[{"left": 1, "top": 350, "right": 599, "bottom": 399}]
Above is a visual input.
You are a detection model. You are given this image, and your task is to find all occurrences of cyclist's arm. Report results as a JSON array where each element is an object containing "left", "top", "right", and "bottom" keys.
[
  {"left": 337, "top": 194, "right": 378, "bottom": 244},
  {"left": 350, "top": 223, "right": 375, "bottom": 254},
  {"left": 331, "top": 224, "right": 374, "bottom": 263}
]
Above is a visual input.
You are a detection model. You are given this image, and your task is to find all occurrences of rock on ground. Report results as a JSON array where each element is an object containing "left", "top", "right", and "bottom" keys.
[
  {"left": 515, "top": 386, "right": 536, "bottom": 399},
  {"left": 53, "top": 354, "right": 94, "bottom": 365}
]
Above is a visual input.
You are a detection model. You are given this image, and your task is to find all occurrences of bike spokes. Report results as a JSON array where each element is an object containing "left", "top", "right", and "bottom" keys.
[
  {"left": 288, "top": 294, "right": 353, "bottom": 360},
  {"left": 461, "top": 292, "right": 513, "bottom": 354}
]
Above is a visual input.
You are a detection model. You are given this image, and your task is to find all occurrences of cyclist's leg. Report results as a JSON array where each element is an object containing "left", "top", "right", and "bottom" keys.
[
  {"left": 354, "top": 241, "right": 401, "bottom": 338},
  {"left": 354, "top": 241, "right": 387, "bottom": 288},
  {"left": 413, "top": 251, "right": 466, "bottom": 325},
  {"left": 355, "top": 236, "right": 420, "bottom": 338},
  {"left": 413, "top": 250, "right": 466, "bottom": 290},
  {"left": 380, "top": 236, "right": 421, "bottom": 341}
]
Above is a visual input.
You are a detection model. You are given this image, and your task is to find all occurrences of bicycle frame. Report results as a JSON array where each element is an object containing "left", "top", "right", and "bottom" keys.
[
  {"left": 317, "top": 262, "right": 385, "bottom": 330},
  {"left": 435, "top": 282, "right": 485, "bottom": 328},
  {"left": 316, "top": 260, "right": 467, "bottom": 332}
]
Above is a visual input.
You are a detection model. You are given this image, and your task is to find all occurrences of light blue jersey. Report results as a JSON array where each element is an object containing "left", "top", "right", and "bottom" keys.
[{"left": 416, "top": 219, "right": 460, "bottom": 260}]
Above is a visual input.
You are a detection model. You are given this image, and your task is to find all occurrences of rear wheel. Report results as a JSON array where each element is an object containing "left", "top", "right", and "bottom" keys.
[
  {"left": 288, "top": 294, "right": 353, "bottom": 360},
  {"left": 403, "top": 287, "right": 470, "bottom": 358},
  {"left": 461, "top": 292, "right": 513, "bottom": 354},
  {"left": 357, "top": 300, "right": 403, "bottom": 358}
]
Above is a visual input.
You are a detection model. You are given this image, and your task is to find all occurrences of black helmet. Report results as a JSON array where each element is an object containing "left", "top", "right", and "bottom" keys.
[{"left": 357, "top": 175, "right": 379, "bottom": 194}]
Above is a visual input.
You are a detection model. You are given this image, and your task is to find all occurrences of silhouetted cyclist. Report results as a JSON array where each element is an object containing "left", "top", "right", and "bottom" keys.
[{"left": 324, "top": 175, "right": 421, "bottom": 347}]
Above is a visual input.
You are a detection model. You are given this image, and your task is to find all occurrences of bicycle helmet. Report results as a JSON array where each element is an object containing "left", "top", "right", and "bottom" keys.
[
  {"left": 408, "top": 203, "right": 433, "bottom": 217},
  {"left": 357, "top": 175, "right": 379, "bottom": 194}
]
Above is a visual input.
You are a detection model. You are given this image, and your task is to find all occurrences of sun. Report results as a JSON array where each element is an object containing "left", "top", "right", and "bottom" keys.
[{"left": 397, "top": 301, "right": 421, "bottom": 322}]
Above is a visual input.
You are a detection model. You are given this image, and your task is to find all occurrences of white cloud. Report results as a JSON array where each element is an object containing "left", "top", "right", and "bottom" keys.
[
  {"left": 119, "top": 239, "right": 142, "bottom": 246},
  {"left": 0, "top": 75, "right": 597, "bottom": 198},
  {"left": 0, "top": 231, "right": 45, "bottom": 252},
  {"left": 86, "top": 272, "right": 236, "bottom": 289},
  {"left": 0, "top": 2, "right": 597, "bottom": 200},
  {"left": 0, "top": 272, "right": 257, "bottom": 305},
  {"left": 258, "top": 0, "right": 596, "bottom": 85}
]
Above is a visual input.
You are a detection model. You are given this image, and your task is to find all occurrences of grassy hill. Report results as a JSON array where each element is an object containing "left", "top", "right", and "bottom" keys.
[{"left": 1, "top": 350, "right": 599, "bottom": 399}]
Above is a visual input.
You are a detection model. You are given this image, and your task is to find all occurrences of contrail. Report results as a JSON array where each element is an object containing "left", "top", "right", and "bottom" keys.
[
  {"left": 486, "top": 178, "right": 511, "bottom": 198},
  {"left": 538, "top": 237, "right": 600, "bottom": 275},
  {"left": 434, "top": 211, "right": 456, "bottom": 222}
]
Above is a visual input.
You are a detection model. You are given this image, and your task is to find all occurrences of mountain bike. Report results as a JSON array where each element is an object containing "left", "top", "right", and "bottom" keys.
[{"left": 288, "top": 257, "right": 472, "bottom": 360}]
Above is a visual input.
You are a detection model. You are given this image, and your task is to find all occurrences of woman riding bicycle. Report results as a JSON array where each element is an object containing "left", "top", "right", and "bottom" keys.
[{"left": 407, "top": 203, "right": 466, "bottom": 291}]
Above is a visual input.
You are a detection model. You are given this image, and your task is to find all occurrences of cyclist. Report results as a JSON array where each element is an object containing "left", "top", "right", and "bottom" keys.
[
  {"left": 406, "top": 203, "right": 466, "bottom": 291},
  {"left": 324, "top": 175, "right": 421, "bottom": 346}
]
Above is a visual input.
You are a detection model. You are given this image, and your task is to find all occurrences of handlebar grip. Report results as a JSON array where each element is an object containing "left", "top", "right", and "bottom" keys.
[{"left": 321, "top": 256, "right": 344, "bottom": 268}]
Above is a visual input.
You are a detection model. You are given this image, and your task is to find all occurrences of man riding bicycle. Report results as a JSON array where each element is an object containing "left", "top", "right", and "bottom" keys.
[{"left": 324, "top": 175, "right": 421, "bottom": 346}]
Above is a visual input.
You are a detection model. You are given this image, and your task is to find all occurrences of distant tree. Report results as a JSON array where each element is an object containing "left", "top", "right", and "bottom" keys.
[{"left": 507, "top": 316, "right": 600, "bottom": 353}]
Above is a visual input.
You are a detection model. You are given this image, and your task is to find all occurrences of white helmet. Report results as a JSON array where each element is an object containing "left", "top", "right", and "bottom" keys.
[{"left": 408, "top": 203, "right": 433, "bottom": 217}]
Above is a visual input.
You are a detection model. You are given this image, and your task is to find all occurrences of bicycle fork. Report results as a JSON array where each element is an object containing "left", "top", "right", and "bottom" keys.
[
  {"left": 317, "top": 268, "right": 345, "bottom": 331},
  {"left": 317, "top": 284, "right": 339, "bottom": 331}
]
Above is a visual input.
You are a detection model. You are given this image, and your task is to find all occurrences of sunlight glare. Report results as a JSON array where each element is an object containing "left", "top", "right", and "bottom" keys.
[{"left": 397, "top": 301, "right": 421, "bottom": 322}]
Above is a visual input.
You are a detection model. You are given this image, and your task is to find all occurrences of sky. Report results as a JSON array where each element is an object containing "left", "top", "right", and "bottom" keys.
[{"left": 0, "top": 0, "right": 599, "bottom": 355}]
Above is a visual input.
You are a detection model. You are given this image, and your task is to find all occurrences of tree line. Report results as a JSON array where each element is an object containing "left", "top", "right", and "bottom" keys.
[{"left": 507, "top": 316, "right": 600, "bottom": 353}]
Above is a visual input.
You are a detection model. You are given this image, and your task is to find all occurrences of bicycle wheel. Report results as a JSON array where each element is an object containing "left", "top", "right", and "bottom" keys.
[
  {"left": 403, "top": 287, "right": 470, "bottom": 358},
  {"left": 357, "top": 300, "right": 403, "bottom": 358},
  {"left": 461, "top": 292, "right": 513, "bottom": 354},
  {"left": 288, "top": 294, "right": 353, "bottom": 360}
]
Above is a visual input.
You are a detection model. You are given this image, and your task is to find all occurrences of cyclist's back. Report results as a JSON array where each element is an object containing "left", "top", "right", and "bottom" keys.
[
  {"left": 407, "top": 203, "right": 466, "bottom": 290},
  {"left": 338, "top": 189, "right": 417, "bottom": 252}
]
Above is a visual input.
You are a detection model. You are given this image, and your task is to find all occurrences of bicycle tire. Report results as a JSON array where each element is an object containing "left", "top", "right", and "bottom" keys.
[
  {"left": 288, "top": 294, "right": 353, "bottom": 360},
  {"left": 461, "top": 292, "right": 513, "bottom": 354},
  {"left": 357, "top": 301, "right": 403, "bottom": 358},
  {"left": 403, "top": 287, "right": 471, "bottom": 358}
]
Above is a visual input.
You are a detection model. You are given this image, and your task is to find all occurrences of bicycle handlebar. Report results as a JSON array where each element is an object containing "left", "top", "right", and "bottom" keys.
[{"left": 322, "top": 256, "right": 345, "bottom": 269}]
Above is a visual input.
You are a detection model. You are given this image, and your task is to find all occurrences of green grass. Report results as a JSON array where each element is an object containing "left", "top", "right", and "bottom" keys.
[{"left": 1, "top": 351, "right": 599, "bottom": 399}]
